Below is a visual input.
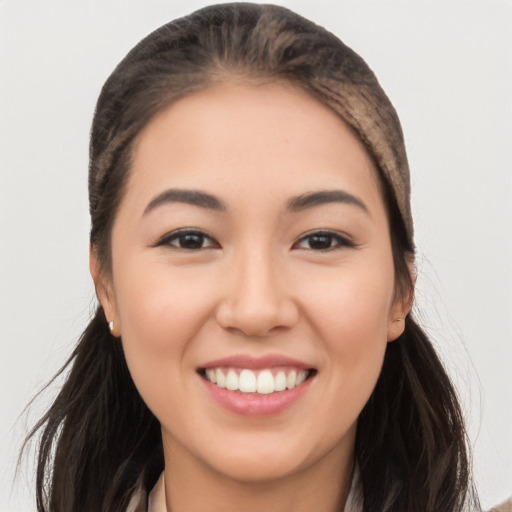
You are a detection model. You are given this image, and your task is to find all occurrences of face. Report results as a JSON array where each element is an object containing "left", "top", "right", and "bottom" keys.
[{"left": 92, "top": 82, "right": 408, "bottom": 484}]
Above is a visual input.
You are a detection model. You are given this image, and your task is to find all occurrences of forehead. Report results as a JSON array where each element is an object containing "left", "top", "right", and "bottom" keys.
[{"left": 125, "top": 81, "right": 384, "bottom": 215}]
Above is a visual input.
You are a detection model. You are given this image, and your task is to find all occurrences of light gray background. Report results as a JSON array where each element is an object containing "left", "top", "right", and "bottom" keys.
[{"left": 1, "top": 1, "right": 511, "bottom": 510}]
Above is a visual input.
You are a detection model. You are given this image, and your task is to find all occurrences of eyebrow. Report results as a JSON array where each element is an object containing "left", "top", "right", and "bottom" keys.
[
  {"left": 143, "top": 188, "right": 368, "bottom": 216},
  {"left": 287, "top": 190, "right": 369, "bottom": 213},
  {"left": 143, "top": 189, "right": 227, "bottom": 216}
]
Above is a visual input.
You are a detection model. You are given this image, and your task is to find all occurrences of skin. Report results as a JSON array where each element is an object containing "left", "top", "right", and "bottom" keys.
[{"left": 91, "top": 82, "right": 410, "bottom": 512}]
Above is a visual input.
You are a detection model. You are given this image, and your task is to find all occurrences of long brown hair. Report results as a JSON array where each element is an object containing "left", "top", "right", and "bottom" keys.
[{"left": 24, "top": 4, "right": 478, "bottom": 511}]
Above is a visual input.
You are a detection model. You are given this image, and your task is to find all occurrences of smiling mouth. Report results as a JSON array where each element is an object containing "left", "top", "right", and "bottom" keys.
[{"left": 198, "top": 367, "right": 316, "bottom": 395}]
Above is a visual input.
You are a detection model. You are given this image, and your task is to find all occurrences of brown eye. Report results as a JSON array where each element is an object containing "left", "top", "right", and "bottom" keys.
[
  {"left": 158, "top": 230, "right": 219, "bottom": 250},
  {"left": 294, "top": 231, "right": 354, "bottom": 251}
]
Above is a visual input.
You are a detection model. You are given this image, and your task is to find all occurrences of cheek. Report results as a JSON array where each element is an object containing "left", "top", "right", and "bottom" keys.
[
  {"left": 301, "top": 260, "right": 395, "bottom": 343},
  {"left": 112, "top": 262, "right": 216, "bottom": 411},
  {"left": 299, "top": 259, "right": 394, "bottom": 403},
  {"left": 115, "top": 260, "right": 217, "bottom": 344}
]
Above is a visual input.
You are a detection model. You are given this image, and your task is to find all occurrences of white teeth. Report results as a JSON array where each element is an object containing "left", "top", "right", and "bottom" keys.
[
  {"left": 286, "top": 370, "right": 297, "bottom": 389},
  {"left": 274, "top": 371, "right": 287, "bottom": 392},
  {"left": 257, "top": 370, "right": 275, "bottom": 394},
  {"left": 239, "top": 369, "right": 257, "bottom": 392},
  {"left": 205, "top": 367, "right": 309, "bottom": 394},
  {"left": 215, "top": 368, "right": 226, "bottom": 388},
  {"left": 225, "top": 370, "right": 238, "bottom": 391},
  {"left": 206, "top": 368, "right": 216, "bottom": 384}
]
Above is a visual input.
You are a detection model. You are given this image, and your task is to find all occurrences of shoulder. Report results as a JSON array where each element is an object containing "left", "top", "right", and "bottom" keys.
[
  {"left": 127, "top": 472, "right": 166, "bottom": 512},
  {"left": 126, "top": 487, "right": 147, "bottom": 512},
  {"left": 488, "top": 497, "right": 512, "bottom": 512}
]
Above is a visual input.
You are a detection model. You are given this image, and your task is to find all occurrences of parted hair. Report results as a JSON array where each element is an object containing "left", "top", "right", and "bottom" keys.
[{"left": 25, "top": 3, "right": 477, "bottom": 511}]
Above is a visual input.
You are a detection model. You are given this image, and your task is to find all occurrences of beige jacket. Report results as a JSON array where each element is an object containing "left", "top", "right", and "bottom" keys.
[{"left": 489, "top": 499, "right": 512, "bottom": 512}]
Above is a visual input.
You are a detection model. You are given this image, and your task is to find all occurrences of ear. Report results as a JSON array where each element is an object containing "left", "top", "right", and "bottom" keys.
[
  {"left": 387, "top": 259, "right": 415, "bottom": 342},
  {"left": 386, "top": 297, "right": 412, "bottom": 342},
  {"left": 89, "top": 244, "right": 120, "bottom": 336}
]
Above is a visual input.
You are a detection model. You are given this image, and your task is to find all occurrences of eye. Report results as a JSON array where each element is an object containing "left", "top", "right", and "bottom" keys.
[
  {"left": 157, "top": 229, "right": 219, "bottom": 250},
  {"left": 294, "top": 231, "right": 355, "bottom": 251}
]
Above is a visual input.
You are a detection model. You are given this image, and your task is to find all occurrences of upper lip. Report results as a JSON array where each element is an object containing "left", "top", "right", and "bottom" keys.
[{"left": 199, "top": 354, "right": 314, "bottom": 370}]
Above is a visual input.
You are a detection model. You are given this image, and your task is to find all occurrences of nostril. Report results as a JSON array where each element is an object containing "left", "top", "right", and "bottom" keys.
[{"left": 215, "top": 298, "right": 299, "bottom": 338}]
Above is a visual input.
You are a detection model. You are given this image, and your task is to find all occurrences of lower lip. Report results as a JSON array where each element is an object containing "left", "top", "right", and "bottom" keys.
[{"left": 200, "top": 375, "right": 313, "bottom": 416}]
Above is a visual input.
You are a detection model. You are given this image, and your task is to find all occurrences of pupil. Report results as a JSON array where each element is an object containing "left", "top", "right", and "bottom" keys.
[
  {"left": 181, "top": 233, "right": 203, "bottom": 249},
  {"left": 309, "top": 235, "right": 331, "bottom": 249}
]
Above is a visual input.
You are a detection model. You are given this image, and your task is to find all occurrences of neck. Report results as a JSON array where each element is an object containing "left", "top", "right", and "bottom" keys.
[{"left": 162, "top": 436, "right": 355, "bottom": 512}]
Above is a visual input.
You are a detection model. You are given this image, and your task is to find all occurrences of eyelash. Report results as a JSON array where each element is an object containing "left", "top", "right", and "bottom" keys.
[
  {"left": 293, "top": 230, "right": 356, "bottom": 251},
  {"left": 155, "top": 229, "right": 355, "bottom": 252},
  {"left": 155, "top": 229, "right": 219, "bottom": 250}
]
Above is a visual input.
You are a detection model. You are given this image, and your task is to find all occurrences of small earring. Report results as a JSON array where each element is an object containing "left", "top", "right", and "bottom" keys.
[{"left": 108, "top": 320, "right": 119, "bottom": 337}]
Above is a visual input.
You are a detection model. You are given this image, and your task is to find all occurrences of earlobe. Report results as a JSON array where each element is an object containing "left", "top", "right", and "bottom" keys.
[
  {"left": 387, "top": 293, "right": 413, "bottom": 342},
  {"left": 89, "top": 245, "right": 120, "bottom": 335},
  {"left": 387, "top": 316, "right": 406, "bottom": 342},
  {"left": 387, "top": 255, "right": 416, "bottom": 342},
  {"left": 387, "top": 295, "right": 411, "bottom": 341}
]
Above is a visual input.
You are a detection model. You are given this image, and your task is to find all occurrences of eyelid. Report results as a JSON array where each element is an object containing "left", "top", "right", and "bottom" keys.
[
  {"left": 154, "top": 228, "right": 220, "bottom": 249},
  {"left": 293, "top": 229, "right": 357, "bottom": 250}
]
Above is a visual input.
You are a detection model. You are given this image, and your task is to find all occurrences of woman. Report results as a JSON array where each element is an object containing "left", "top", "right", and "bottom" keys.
[{"left": 25, "top": 3, "right": 479, "bottom": 511}]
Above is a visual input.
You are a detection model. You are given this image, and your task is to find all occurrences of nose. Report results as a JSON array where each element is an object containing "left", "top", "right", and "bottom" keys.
[{"left": 215, "top": 248, "right": 299, "bottom": 337}]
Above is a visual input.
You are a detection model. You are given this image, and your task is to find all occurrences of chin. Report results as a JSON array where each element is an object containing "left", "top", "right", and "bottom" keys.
[
  {"left": 190, "top": 423, "right": 355, "bottom": 485},
  {"left": 206, "top": 448, "right": 311, "bottom": 484}
]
